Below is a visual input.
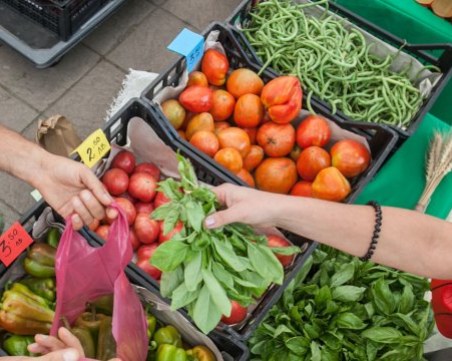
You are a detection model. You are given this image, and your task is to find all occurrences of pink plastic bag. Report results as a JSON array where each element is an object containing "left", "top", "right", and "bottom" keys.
[{"left": 51, "top": 204, "right": 148, "bottom": 361}]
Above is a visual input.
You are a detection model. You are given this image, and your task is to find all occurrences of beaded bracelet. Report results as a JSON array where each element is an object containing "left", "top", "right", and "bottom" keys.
[{"left": 360, "top": 201, "right": 382, "bottom": 262}]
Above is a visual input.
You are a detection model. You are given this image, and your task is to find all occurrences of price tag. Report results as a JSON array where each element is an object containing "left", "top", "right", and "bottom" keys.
[
  {"left": 0, "top": 222, "right": 34, "bottom": 267},
  {"left": 168, "top": 28, "right": 205, "bottom": 72},
  {"left": 74, "top": 129, "right": 111, "bottom": 168}
]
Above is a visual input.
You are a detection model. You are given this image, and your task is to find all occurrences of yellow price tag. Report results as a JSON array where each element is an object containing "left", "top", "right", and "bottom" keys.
[{"left": 75, "top": 129, "right": 111, "bottom": 168}]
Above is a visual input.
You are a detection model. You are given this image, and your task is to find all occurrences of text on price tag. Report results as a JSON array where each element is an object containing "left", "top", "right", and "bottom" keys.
[
  {"left": 75, "top": 129, "right": 111, "bottom": 168},
  {"left": 0, "top": 222, "right": 34, "bottom": 267},
  {"left": 168, "top": 28, "right": 205, "bottom": 72}
]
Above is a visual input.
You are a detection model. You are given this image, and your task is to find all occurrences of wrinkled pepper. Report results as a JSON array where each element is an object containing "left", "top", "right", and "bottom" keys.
[
  {"left": 72, "top": 327, "right": 96, "bottom": 358},
  {"left": 3, "top": 335, "right": 35, "bottom": 356},
  {"left": 90, "top": 294, "right": 114, "bottom": 316},
  {"left": 260, "top": 76, "right": 302, "bottom": 124},
  {"left": 156, "top": 344, "right": 187, "bottom": 361},
  {"left": 186, "top": 346, "right": 216, "bottom": 361},
  {"left": 153, "top": 325, "right": 182, "bottom": 348},
  {"left": 75, "top": 312, "right": 107, "bottom": 345},
  {"left": 147, "top": 315, "right": 157, "bottom": 339},
  {"left": 46, "top": 228, "right": 60, "bottom": 248},
  {"left": 20, "top": 277, "right": 56, "bottom": 302},
  {"left": 23, "top": 243, "right": 55, "bottom": 278},
  {"left": 97, "top": 316, "right": 116, "bottom": 361},
  {"left": 0, "top": 310, "right": 52, "bottom": 335}
]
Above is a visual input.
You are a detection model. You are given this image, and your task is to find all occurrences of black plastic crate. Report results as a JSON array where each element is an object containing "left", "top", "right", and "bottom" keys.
[
  {"left": 226, "top": 0, "right": 452, "bottom": 140},
  {"left": 0, "top": 202, "right": 249, "bottom": 361},
  {"left": 142, "top": 22, "right": 399, "bottom": 205},
  {"left": 0, "top": 0, "right": 109, "bottom": 41},
  {"left": 80, "top": 98, "right": 317, "bottom": 341}
]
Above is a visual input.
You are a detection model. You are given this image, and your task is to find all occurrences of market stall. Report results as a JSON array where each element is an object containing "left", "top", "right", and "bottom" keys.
[{"left": 1, "top": 0, "right": 452, "bottom": 360}]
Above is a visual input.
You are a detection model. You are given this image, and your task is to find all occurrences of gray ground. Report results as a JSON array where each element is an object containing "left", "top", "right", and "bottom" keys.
[{"left": 0, "top": 0, "right": 242, "bottom": 230}]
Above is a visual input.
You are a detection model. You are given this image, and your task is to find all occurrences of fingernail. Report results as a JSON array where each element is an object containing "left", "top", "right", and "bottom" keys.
[
  {"left": 205, "top": 216, "right": 216, "bottom": 228},
  {"left": 63, "top": 349, "right": 79, "bottom": 361},
  {"left": 28, "top": 343, "right": 39, "bottom": 351},
  {"left": 36, "top": 334, "right": 47, "bottom": 340}
]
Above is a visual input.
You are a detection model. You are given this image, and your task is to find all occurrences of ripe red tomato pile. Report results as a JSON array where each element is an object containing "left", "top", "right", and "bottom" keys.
[
  {"left": 161, "top": 50, "right": 371, "bottom": 202},
  {"left": 93, "top": 150, "right": 184, "bottom": 281}
]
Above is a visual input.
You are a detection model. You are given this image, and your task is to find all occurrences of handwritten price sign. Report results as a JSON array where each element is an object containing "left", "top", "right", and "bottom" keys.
[
  {"left": 75, "top": 129, "right": 111, "bottom": 168},
  {"left": 0, "top": 222, "right": 34, "bottom": 267}
]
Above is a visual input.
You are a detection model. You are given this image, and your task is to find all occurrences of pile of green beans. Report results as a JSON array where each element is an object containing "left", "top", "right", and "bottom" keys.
[{"left": 242, "top": 0, "right": 428, "bottom": 129}]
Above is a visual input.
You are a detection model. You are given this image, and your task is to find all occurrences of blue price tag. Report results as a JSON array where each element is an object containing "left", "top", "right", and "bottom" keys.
[{"left": 168, "top": 28, "right": 205, "bottom": 72}]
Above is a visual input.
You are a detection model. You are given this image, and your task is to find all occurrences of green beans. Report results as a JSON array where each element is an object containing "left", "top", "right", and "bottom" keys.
[{"left": 242, "top": 0, "right": 428, "bottom": 130}]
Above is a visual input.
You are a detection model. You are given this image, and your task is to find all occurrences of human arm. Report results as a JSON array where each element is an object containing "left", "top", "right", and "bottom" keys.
[
  {"left": 0, "top": 125, "right": 114, "bottom": 229},
  {"left": 205, "top": 183, "right": 452, "bottom": 279}
]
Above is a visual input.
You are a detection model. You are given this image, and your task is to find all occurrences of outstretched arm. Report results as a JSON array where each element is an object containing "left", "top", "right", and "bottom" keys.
[
  {"left": 205, "top": 183, "right": 452, "bottom": 279},
  {"left": 0, "top": 125, "right": 114, "bottom": 229}
]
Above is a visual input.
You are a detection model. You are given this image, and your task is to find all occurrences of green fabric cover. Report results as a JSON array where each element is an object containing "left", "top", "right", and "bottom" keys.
[
  {"left": 335, "top": 0, "right": 452, "bottom": 125},
  {"left": 357, "top": 113, "right": 452, "bottom": 219}
]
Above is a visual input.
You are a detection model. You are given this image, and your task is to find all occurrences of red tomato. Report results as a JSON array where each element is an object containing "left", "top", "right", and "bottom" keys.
[
  {"left": 296, "top": 115, "right": 331, "bottom": 149},
  {"left": 296, "top": 146, "right": 331, "bottom": 181},
  {"left": 102, "top": 168, "right": 129, "bottom": 196},
  {"left": 134, "top": 213, "right": 160, "bottom": 244},
  {"left": 137, "top": 243, "right": 159, "bottom": 260},
  {"left": 111, "top": 150, "right": 136, "bottom": 174},
  {"left": 290, "top": 181, "right": 313, "bottom": 198},
  {"left": 221, "top": 301, "right": 247, "bottom": 325},
  {"left": 179, "top": 86, "right": 213, "bottom": 113},
  {"left": 118, "top": 192, "right": 136, "bottom": 204},
  {"left": 128, "top": 173, "right": 157, "bottom": 202},
  {"left": 267, "top": 235, "right": 295, "bottom": 267},
  {"left": 88, "top": 219, "right": 100, "bottom": 231},
  {"left": 134, "top": 162, "right": 161, "bottom": 181},
  {"left": 95, "top": 225, "right": 110, "bottom": 241},
  {"left": 106, "top": 197, "right": 136, "bottom": 225},
  {"left": 330, "top": 139, "right": 371, "bottom": 178},
  {"left": 129, "top": 228, "right": 141, "bottom": 251},
  {"left": 135, "top": 202, "right": 155, "bottom": 214},
  {"left": 136, "top": 255, "right": 162, "bottom": 280},
  {"left": 158, "top": 220, "right": 184, "bottom": 244},
  {"left": 154, "top": 191, "right": 171, "bottom": 208}
]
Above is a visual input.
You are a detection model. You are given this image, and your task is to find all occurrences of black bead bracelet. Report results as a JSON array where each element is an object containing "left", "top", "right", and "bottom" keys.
[{"left": 360, "top": 201, "right": 382, "bottom": 262}]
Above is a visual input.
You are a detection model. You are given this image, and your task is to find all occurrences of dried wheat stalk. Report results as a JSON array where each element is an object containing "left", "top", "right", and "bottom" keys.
[{"left": 416, "top": 131, "right": 452, "bottom": 213}]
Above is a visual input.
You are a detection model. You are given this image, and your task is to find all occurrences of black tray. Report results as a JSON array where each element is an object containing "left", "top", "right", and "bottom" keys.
[
  {"left": 141, "top": 22, "right": 399, "bottom": 205},
  {"left": 81, "top": 97, "right": 317, "bottom": 341},
  {"left": 226, "top": 0, "right": 452, "bottom": 140},
  {"left": 0, "top": 202, "right": 249, "bottom": 361}
]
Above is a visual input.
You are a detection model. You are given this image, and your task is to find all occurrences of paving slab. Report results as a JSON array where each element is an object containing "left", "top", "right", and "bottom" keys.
[
  {"left": 0, "top": 87, "right": 39, "bottom": 133},
  {"left": 163, "top": 0, "right": 243, "bottom": 30},
  {"left": 45, "top": 61, "right": 126, "bottom": 140},
  {"left": 107, "top": 8, "right": 196, "bottom": 73},
  {"left": 0, "top": 200, "right": 21, "bottom": 231},
  {"left": 84, "top": 0, "right": 156, "bottom": 55},
  {"left": 0, "top": 43, "right": 100, "bottom": 112}
]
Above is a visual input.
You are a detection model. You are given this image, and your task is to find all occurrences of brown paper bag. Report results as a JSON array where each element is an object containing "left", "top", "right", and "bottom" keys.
[{"left": 36, "top": 115, "right": 82, "bottom": 157}]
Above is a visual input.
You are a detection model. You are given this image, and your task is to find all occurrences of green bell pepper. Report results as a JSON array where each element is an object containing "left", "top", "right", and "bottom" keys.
[
  {"left": 156, "top": 344, "right": 187, "bottom": 361},
  {"left": 153, "top": 326, "right": 182, "bottom": 348},
  {"left": 46, "top": 228, "right": 60, "bottom": 248},
  {"left": 3, "top": 335, "right": 35, "bottom": 356},
  {"left": 147, "top": 315, "right": 157, "bottom": 339},
  {"left": 72, "top": 326, "right": 96, "bottom": 358},
  {"left": 19, "top": 277, "right": 56, "bottom": 302}
]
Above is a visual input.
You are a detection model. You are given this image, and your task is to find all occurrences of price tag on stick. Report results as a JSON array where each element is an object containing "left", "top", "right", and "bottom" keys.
[
  {"left": 167, "top": 28, "right": 205, "bottom": 72},
  {"left": 74, "top": 129, "right": 111, "bottom": 168},
  {"left": 0, "top": 222, "right": 34, "bottom": 267}
]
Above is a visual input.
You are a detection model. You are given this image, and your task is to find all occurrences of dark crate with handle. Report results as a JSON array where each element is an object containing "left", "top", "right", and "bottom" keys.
[
  {"left": 0, "top": 0, "right": 110, "bottom": 41},
  {"left": 81, "top": 98, "right": 317, "bottom": 341},
  {"left": 226, "top": 0, "right": 452, "bottom": 140},
  {"left": 0, "top": 201, "right": 249, "bottom": 361},
  {"left": 141, "top": 22, "right": 399, "bottom": 205}
]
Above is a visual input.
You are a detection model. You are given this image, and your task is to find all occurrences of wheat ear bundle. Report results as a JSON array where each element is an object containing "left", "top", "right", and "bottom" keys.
[{"left": 416, "top": 130, "right": 452, "bottom": 213}]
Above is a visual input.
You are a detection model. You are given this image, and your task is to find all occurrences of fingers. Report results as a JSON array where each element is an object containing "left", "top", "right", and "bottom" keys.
[
  {"left": 212, "top": 183, "right": 236, "bottom": 206},
  {"left": 36, "top": 348, "right": 81, "bottom": 361},
  {"left": 70, "top": 197, "right": 93, "bottom": 230},
  {"left": 80, "top": 190, "right": 106, "bottom": 220},
  {"left": 205, "top": 208, "right": 240, "bottom": 229},
  {"left": 33, "top": 334, "right": 66, "bottom": 352},
  {"left": 58, "top": 327, "right": 84, "bottom": 354},
  {"left": 80, "top": 167, "right": 113, "bottom": 207}
]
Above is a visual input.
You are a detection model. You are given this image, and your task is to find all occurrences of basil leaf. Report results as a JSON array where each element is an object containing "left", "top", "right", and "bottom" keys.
[
  {"left": 157, "top": 178, "right": 182, "bottom": 200},
  {"left": 285, "top": 337, "right": 309, "bottom": 356},
  {"left": 184, "top": 252, "right": 202, "bottom": 292},
  {"left": 212, "top": 263, "right": 234, "bottom": 289},
  {"left": 213, "top": 238, "right": 247, "bottom": 272},
  {"left": 332, "top": 286, "right": 366, "bottom": 302},
  {"left": 336, "top": 312, "right": 366, "bottom": 330},
  {"left": 163, "top": 208, "right": 180, "bottom": 235},
  {"left": 151, "top": 241, "right": 189, "bottom": 272},
  {"left": 248, "top": 243, "right": 284, "bottom": 285},
  {"left": 330, "top": 262, "right": 355, "bottom": 287},
  {"left": 192, "top": 284, "right": 222, "bottom": 334},
  {"left": 394, "top": 313, "right": 421, "bottom": 336},
  {"left": 310, "top": 341, "right": 321, "bottom": 361},
  {"left": 185, "top": 199, "right": 205, "bottom": 232},
  {"left": 372, "top": 279, "right": 396, "bottom": 315},
  {"left": 274, "top": 324, "right": 293, "bottom": 338},
  {"left": 314, "top": 285, "right": 332, "bottom": 306},
  {"left": 170, "top": 282, "right": 200, "bottom": 310},
  {"left": 160, "top": 266, "right": 184, "bottom": 297},
  {"left": 270, "top": 246, "right": 301, "bottom": 256},
  {"left": 361, "top": 327, "right": 402, "bottom": 344},
  {"left": 399, "top": 284, "right": 415, "bottom": 314},
  {"left": 151, "top": 203, "right": 174, "bottom": 220},
  {"left": 202, "top": 268, "right": 231, "bottom": 317}
]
